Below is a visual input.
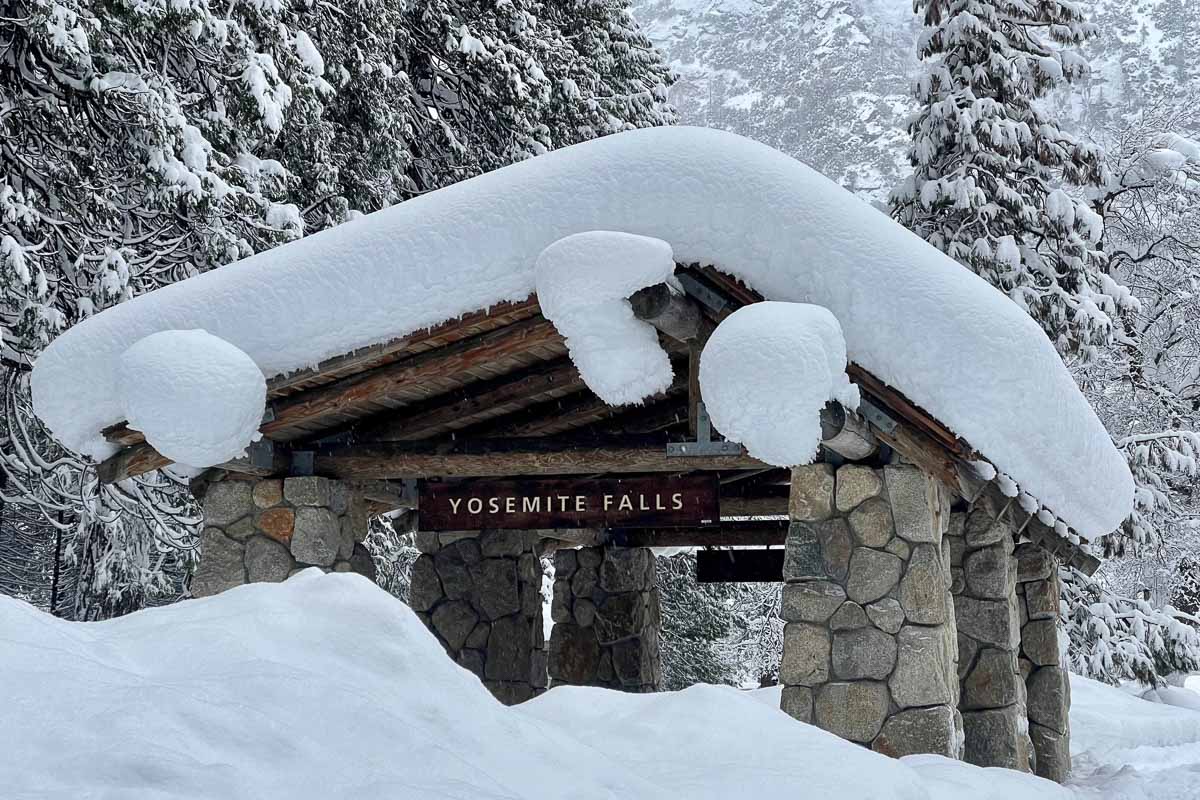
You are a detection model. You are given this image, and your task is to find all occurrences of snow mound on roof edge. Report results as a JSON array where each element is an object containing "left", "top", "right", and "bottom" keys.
[
  {"left": 29, "top": 126, "right": 1132, "bottom": 537},
  {"left": 700, "top": 302, "right": 859, "bottom": 466},
  {"left": 536, "top": 232, "right": 675, "bottom": 405},
  {"left": 0, "top": 573, "right": 1071, "bottom": 800},
  {"left": 119, "top": 329, "right": 266, "bottom": 467}
]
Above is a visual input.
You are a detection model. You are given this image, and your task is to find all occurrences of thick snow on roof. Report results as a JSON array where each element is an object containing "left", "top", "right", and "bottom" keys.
[{"left": 30, "top": 126, "right": 1131, "bottom": 537}]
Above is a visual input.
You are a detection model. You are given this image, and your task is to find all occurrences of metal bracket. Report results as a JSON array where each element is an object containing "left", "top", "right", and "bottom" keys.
[
  {"left": 676, "top": 272, "right": 729, "bottom": 316},
  {"left": 290, "top": 450, "right": 315, "bottom": 476},
  {"left": 666, "top": 401, "right": 744, "bottom": 457},
  {"left": 857, "top": 396, "right": 899, "bottom": 435},
  {"left": 245, "top": 438, "right": 277, "bottom": 471}
]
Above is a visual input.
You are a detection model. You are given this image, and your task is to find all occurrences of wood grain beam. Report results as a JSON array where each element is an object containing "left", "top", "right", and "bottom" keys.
[
  {"left": 96, "top": 441, "right": 285, "bottom": 485},
  {"left": 615, "top": 520, "right": 787, "bottom": 548},
  {"left": 354, "top": 358, "right": 585, "bottom": 442},
  {"left": 310, "top": 437, "right": 765, "bottom": 480},
  {"left": 480, "top": 372, "right": 688, "bottom": 438},
  {"left": 263, "top": 316, "right": 562, "bottom": 439},
  {"left": 718, "top": 495, "right": 788, "bottom": 517},
  {"left": 630, "top": 283, "right": 703, "bottom": 342}
]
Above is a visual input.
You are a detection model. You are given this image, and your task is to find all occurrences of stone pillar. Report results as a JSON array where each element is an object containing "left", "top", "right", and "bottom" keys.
[
  {"left": 949, "top": 506, "right": 1032, "bottom": 772},
  {"left": 191, "top": 474, "right": 376, "bottom": 597},
  {"left": 548, "top": 545, "right": 663, "bottom": 692},
  {"left": 407, "top": 530, "right": 547, "bottom": 705},
  {"left": 780, "top": 463, "right": 961, "bottom": 758},
  {"left": 1016, "top": 543, "right": 1071, "bottom": 782}
]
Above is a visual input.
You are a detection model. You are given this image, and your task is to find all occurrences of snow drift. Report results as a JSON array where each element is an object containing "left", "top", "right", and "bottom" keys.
[
  {"left": 29, "top": 126, "right": 1131, "bottom": 537},
  {"left": 0, "top": 573, "right": 1082, "bottom": 800}
]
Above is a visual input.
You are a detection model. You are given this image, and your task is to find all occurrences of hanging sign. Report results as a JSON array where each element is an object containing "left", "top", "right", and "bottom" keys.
[{"left": 418, "top": 475, "right": 719, "bottom": 531}]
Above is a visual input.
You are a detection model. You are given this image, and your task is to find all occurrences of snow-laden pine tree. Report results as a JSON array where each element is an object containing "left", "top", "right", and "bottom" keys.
[
  {"left": 1171, "top": 557, "right": 1200, "bottom": 617},
  {"left": 632, "top": 0, "right": 920, "bottom": 204},
  {"left": 657, "top": 552, "right": 783, "bottom": 689},
  {"left": 1063, "top": 568, "right": 1200, "bottom": 686},
  {"left": 1, "top": 0, "right": 317, "bottom": 617},
  {"left": 1, "top": 0, "right": 674, "bottom": 617},
  {"left": 1083, "top": 111, "right": 1200, "bottom": 557},
  {"left": 891, "top": 0, "right": 1135, "bottom": 359}
]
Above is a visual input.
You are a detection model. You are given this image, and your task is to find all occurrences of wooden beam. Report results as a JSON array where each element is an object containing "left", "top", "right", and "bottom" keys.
[
  {"left": 869, "top": 413, "right": 962, "bottom": 496},
  {"left": 96, "top": 442, "right": 170, "bottom": 483},
  {"left": 355, "top": 479, "right": 417, "bottom": 510},
  {"left": 96, "top": 440, "right": 286, "bottom": 484},
  {"left": 594, "top": 398, "right": 690, "bottom": 434},
  {"left": 478, "top": 391, "right": 612, "bottom": 437},
  {"left": 267, "top": 296, "right": 541, "bottom": 397},
  {"left": 310, "top": 437, "right": 766, "bottom": 480},
  {"left": 718, "top": 495, "right": 788, "bottom": 517},
  {"left": 630, "top": 283, "right": 703, "bottom": 342},
  {"left": 263, "top": 316, "right": 562, "bottom": 438},
  {"left": 846, "top": 364, "right": 976, "bottom": 460},
  {"left": 354, "top": 359, "right": 585, "bottom": 442},
  {"left": 481, "top": 372, "right": 687, "bottom": 438},
  {"left": 101, "top": 421, "right": 145, "bottom": 448},
  {"left": 615, "top": 520, "right": 787, "bottom": 548},
  {"left": 819, "top": 402, "right": 878, "bottom": 461},
  {"left": 687, "top": 320, "right": 715, "bottom": 437},
  {"left": 692, "top": 265, "right": 764, "bottom": 308}
]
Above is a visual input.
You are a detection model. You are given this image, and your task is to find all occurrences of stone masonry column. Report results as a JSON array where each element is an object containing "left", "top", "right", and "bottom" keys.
[
  {"left": 408, "top": 530, "right": 547, "bottom": 705},
  {"left": 1016, "top": 543, "right": 1071, "bottom": 781},
  {"left": 948, "top": 506, "right": 1032, "bottom": 772},
  {"left": 780, "top": 463, "right": 961, "bottom": 758},
  {"left": 191, "top": 474, "right": 376, "bottom": 597},
  {"left": 548, "top": 546, "right": 663, "bottom": 692}
]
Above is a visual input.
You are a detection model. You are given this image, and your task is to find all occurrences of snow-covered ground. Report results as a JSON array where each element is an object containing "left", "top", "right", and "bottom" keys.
[{"left": 2, "top": 573, "right": 1199, "bottom": 799}]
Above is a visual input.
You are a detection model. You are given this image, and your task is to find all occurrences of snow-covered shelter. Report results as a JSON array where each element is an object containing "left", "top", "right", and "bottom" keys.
[{"left": 31, "top": 127, "right": 1132, "bottom": 782}]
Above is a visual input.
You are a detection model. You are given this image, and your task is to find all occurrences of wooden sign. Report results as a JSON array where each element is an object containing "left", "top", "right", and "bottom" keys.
[
  {"left": 418, "top": 475, "right": 719, "bottom": 531},
  {"left": 696, "top": 549, "right": 784, "bottom": 583}
]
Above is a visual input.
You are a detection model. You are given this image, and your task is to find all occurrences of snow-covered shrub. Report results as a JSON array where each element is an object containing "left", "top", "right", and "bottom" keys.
[
  {"left": 1063, "top": 568, "right": 1200, "bottom": 686},
  {"left": 363, "top": 515, "right": 421, "bottom": 603}
]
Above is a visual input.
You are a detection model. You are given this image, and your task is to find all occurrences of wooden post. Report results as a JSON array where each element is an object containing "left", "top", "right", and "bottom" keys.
[{"left": 687, "top": 321, "right": 715, "bottom": 438}]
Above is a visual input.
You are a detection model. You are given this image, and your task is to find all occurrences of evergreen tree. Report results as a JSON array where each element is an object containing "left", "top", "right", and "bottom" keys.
[
  {"left": 1171, "top": 556, "right": 1200, "bottom": 618},
  {"left": 658, "top": 552, "right": 743, "bottom": 689},
  {"left": 632, "top": 0, "right": 919, "bottom": 204},
  {"left": 0, "top": 0, "right": 674, "bottom": 617},
  {"left": 1, "top": 0, "right": 317, "bottom": 617},
  {"left": 657, "top": 552, "right": 782, "bottom": 689},
  {"left": 1063, "top": 568, "right": 1200, "bottom": 685},
  {"left": 891, "top": 0, "right": 1134, "bottom": 359}
]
